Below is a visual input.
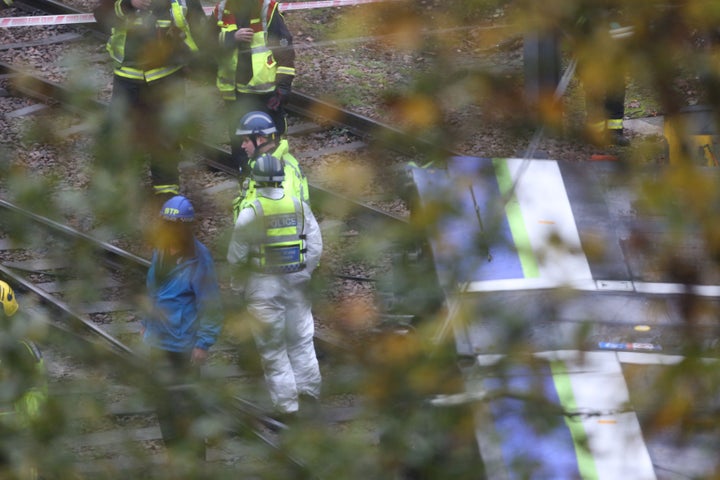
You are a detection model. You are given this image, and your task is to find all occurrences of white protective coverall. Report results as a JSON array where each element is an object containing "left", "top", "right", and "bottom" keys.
[{"left": 227, "top": 186, "right": 323, "bottom": 413}]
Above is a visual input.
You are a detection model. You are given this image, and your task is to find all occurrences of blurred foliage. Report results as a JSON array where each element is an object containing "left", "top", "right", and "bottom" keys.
[{"left": 2, "top": 0, "right": 720, "bottom": 478}]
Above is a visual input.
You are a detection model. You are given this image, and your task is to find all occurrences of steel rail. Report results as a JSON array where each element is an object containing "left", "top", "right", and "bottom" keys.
[
  {"left": 0, "top": 194, "right": 349, "bottom": 351},
  {"left": 0, "top": 198, "right": 147, "bottom": 355},
  {"left": 0, "top": 270, "right": 304, "bottom": 473},
  {"left": 0, "top": 60, "right": 408, "bottom": 230},
  {"left": 9, "top": 0, "right": 456, "bottom": 159},
  {"left": 0, "top": 197, "right": 150, "bottom": 268},
  {"left": 288, "top": 90, "right": 462, "bottom": 160},
  {"left": 0, "top": 200, "right": 311, "bottom": 465},
  {"left": 15, "top": 0, "right": 87, "bottom": 15},
  {"left": 0, "top": 262, "right": 136, "bottom": 355}
]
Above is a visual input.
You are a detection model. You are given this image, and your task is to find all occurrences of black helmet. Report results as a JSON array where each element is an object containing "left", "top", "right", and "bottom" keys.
[
  {"left": 252, "top": 153, "right": 285, "bottom": 184},
  {"left": 236, "top": 111, "right": 277, "bottom": 138}
]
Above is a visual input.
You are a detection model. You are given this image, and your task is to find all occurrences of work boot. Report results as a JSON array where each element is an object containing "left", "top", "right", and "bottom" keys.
[
  {"left": 298, "top": 394, "right": 321, "bottom": 420},
  {"left": 609, "top": 129, "right": 630, "bottom": 147},
  {"left": 266, "top": 410, "right": 296, "bottom": 432}
]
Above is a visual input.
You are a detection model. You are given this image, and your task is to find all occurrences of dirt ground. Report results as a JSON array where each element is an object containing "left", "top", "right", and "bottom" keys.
[{"left": 288, "top": 2, "right": 709, "bottom": 166}]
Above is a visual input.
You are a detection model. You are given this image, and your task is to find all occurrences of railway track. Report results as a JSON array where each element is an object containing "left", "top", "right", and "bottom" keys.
[
  {"left": 0, "top": 1, "right": 472, "bottom": 476},
  {"left": 0, "top": 191, "right": 414, "bottom": 478},
  {"left": 0, "top": 57, "right": 412, "bottom": 222},
  {"left": 0, "top": 50, "right": 430, "bottom": 325},
  {"left": 0, "top": 0, "right": 444, "bottom": 346},
  {"left": 0, "top": 1, "right": 501, "bottom": 477},
  {"left": 0, "top": 0, "right": 446, "bottom": 326},
  {"left": 0, "top": 0, "right": 457, "bottom": 243},
  {"left": 0, "top": 195, "right": 366, "bottom": 475},
  {"left": 5, "top": 1, "right": 717, "bottom": 478},
  {"left": 0, "top": 0, "right": 427, "bottom": 325}
]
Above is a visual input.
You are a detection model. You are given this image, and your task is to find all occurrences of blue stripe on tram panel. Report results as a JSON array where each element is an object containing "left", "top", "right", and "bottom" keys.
[
  {"left": 412, "top": 157, "right": 523, "bottom": 288},
  {"left": 482, "top": 363, "right": 584, "bottom": 479},
  {"left": 445, "top": 156, "right": 525, "bottom": 281},
  {"left": 410, "top": 165, "right": 470, "bottom": 287},
  {"left": 414, "top": 157, "right": 595, "bottom": 287},
  {"left": 474, "top": 353, "right": 658, "bottom": 479}
]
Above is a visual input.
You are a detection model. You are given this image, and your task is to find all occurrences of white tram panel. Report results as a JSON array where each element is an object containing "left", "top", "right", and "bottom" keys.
[{"left": 410, "top": 157, "right": 720, "bottom": 479}]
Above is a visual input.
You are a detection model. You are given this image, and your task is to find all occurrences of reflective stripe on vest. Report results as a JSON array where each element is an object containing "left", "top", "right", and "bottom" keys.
[
  {"left": 606, "top": 118, "right": 623, "bottom": 130},
  {"left": 249, "top": 194, "right": 306, "bottom": 273},
  {"left": 107, "top": 0, "right": 195, "bottom": 83},
  {"left": 114, "top": 0, "right": 125, "bottom": 18},
  {"left": 0, "top": 341, "right": 46, "bottom": 423},
  {"left": 115, "top": 65, "right": 184, "bottom": 81},
  {"left": 153, "top": 184, "right": 180, "bottom": 195},
  {"left": 277, "top": 65, "right": 295, "bottom": 76},
  {"left": 590, "top": 119, "right": 623, "bottom": 132},
  {"left": 170, "top": 0, "right": 199, "bottom": 52},
  {"left": 232, "top": 141, "right": 308, "bottom": 222}
]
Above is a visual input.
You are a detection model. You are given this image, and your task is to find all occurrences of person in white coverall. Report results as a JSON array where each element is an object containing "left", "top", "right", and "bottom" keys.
[{"left": 227, "top": 153, "right": 323, "bottom": 418}]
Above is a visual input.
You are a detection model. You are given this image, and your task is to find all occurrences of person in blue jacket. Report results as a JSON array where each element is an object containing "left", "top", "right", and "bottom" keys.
[{"left": 142, "top": 194, "right": 223, "bottom": 460}]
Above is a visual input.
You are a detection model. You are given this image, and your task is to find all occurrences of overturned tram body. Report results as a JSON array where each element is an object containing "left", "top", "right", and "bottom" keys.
[{"left": 409, "top": 157, "right": 720, "bottom": 479}]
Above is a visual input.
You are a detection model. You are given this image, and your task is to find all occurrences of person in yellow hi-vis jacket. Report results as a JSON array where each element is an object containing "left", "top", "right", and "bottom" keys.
[
  {"left": 93, "top": 0, "right": 210, "bottom": 202},
  {"left": 211, "top": 0, "right": 296, "bottom": 177},
  {"left": 231, "top": 111, "right": 308, "bottom": 223},
  {"left": 0, "top": 280, "right": 47, "bottom": 480}
]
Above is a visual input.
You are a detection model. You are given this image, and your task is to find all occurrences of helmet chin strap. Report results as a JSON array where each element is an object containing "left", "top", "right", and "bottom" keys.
[{"left": 252, "top": 136, "right": 276, "bottom": 158}]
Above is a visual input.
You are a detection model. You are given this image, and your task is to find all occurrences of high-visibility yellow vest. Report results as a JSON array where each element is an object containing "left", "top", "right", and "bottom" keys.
[
  {"left": 214, "top": 0, "right": 282, "bottom": 100},
  {"left": 248, "top": 193, "right": 306, "bottom": 273},
  {"left": 106, "top": 0, "right": 198, "bottom": 82},
  {"left": 232, "top": 139, "right": 308, "bottom": 221},
  {"left": 0, "top": 340, "right": 47, "bottom": 426}
]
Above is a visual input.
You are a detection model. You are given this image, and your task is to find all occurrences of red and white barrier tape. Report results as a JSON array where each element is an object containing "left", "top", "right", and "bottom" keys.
[
  {"left": 0, "top": 0, "right": 387, "bottom": 27},
  {"left": 281, "top": 0, "right": 384, "bottom": 10}
]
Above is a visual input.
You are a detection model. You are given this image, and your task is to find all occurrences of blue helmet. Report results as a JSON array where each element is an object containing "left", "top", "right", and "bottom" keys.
[
  {"left": 160, "top": 195, "right": 195, "bottom": 222},
  {"left": 235, "top": 111, "right": 277, "bottom": 138},
  {"left": 252, "top": 153, "right": 284, "bottom": 184}
]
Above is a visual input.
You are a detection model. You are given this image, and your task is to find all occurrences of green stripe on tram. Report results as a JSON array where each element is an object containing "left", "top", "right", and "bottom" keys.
[
  {"left": 492, "top": 158, "right": 539, "bottom": 278},
  {"left": 550, "top": 360, "right": 600, "bottom": 480}
]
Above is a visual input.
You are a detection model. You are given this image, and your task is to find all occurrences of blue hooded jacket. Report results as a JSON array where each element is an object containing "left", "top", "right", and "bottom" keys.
[{"left": 143, "top": 238, "right": 223, "bottom": 352}]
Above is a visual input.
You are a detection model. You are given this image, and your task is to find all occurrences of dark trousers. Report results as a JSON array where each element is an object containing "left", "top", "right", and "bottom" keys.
[
  {"left": 577, "top": 24, "right": 627, "bottom": 131},
  {"left": 108, "top": 74, "right": 187, "bottom": 192},
  {"left": 604, "top": 88, "right": 626, "bottom": 126},
  {"left": 149, "top": 348, "right": 205, "bottom": 459},
  {"left": 225, "top": 92, "right": 288, "bottom": 175},
  {"left": 580, "top": 69, "right": 626, "bottom": 134}
]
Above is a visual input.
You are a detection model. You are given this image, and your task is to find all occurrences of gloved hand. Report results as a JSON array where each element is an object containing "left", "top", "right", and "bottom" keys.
[{"left": 267, "top": 86, "right": 290, "bottom": 111}]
